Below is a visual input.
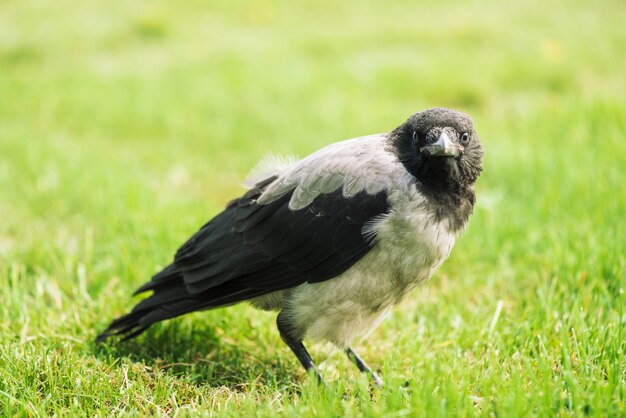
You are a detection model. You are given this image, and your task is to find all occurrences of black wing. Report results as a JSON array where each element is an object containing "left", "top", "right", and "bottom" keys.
[{"left": 97, "top": 177, "right": 389, "bottom": 341}]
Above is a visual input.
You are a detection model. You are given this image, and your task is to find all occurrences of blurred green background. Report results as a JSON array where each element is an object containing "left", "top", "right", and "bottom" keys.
[{"left": 1, "top": 0, "right": 625, "bottom": 416}]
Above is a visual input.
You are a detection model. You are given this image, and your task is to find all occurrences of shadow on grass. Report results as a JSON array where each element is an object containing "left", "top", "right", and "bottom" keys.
[{"left": 93, "top": 318, "right": 300, "bottom": 392}]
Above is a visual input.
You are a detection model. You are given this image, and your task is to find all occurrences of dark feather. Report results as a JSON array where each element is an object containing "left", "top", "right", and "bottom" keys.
[{"left": 97, "top": 177, "right": 389, "bottom": 341}]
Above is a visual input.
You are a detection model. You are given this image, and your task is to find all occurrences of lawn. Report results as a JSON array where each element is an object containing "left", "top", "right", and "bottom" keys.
[{"left": 1, "top": 0, "right": 625, "bottom": 416}]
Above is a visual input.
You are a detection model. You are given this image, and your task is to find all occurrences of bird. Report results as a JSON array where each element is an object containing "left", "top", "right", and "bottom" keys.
[{"left": 97, "top": 107, "right": 483, "bottom": 386}]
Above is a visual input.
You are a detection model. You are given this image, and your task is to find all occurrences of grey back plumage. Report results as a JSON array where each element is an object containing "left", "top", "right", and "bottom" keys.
[{"left": 257, "top": 134, "right": 415, "bottom": 210}]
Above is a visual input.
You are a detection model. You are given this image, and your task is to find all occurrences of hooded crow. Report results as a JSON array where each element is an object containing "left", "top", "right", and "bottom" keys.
[{"left": 97, "top": 107, "right": 483, "bottom": 386}]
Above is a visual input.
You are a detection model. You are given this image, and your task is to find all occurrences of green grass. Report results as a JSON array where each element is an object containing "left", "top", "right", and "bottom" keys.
[{"left": 1, "top": 0, "right": 625, "bottom": 416}]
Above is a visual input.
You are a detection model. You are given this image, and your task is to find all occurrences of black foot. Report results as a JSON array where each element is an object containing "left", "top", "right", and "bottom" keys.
[
  {"left": 346, "top": 347, "right": 383, "bottom": 387},
  {"left": 277, "top": 314, "right": 326, "bottom": 386}
]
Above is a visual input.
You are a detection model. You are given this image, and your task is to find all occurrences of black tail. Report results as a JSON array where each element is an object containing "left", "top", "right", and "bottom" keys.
[{"left": 96, "top": 264, "right": 266, "bottom": 342}]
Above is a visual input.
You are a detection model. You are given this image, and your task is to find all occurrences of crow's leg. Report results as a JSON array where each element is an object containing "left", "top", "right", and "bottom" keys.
[
  {"left": 277, "top": 313, "right": 325, "bottom": 385},
  {"left": 346, "top": 347, "right": 383, "bottom": 387}
]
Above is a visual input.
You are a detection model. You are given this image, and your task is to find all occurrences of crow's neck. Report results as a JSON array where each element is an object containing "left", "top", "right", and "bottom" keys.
[{"left": 418, "top": 177, "right": 475, "bottom": 233}]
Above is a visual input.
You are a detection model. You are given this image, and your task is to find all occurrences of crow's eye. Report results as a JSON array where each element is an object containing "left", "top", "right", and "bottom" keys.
[{"left": 460, "top": 132, "right": 470, "bottom": 144}]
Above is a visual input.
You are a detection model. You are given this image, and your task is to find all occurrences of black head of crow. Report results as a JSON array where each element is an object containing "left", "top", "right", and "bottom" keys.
[{"left": 98, "top": 107, "right": 483, "bottom": 386}]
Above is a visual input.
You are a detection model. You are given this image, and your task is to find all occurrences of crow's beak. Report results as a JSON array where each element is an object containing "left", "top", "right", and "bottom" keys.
[{"left": 421, "top": 132, "right": 462, "bottom": 157}]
